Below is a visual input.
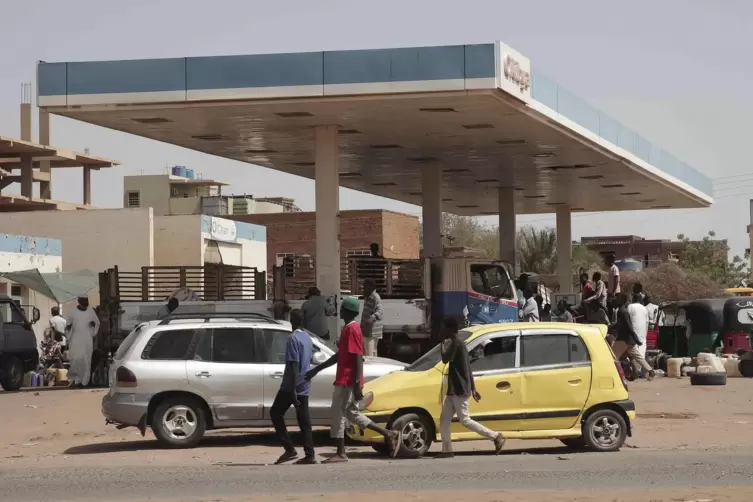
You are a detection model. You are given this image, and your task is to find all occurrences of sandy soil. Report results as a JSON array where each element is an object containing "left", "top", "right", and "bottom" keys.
[
  {"left": 153, "top": 487, "right": 753, "bottom": 502},
  {"left": 1, "top": 376, "right": 752, "bottom": 469}
]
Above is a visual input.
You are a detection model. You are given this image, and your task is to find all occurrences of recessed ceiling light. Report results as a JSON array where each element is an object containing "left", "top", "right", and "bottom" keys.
[
  {"left": 245, "top": 148, "right": 277, "bottom": 154},
  {"left": 651, "top": 205, "right": 672, "bottom": 209},
  {"left": 533, "top": 153, "right": 555, "bottom": 158},
  {"left": 639, "top": 199, "right": 656, "bottom": 203},
  {"left": 572, "top": 207, "right": 585, "bottom": 211},
  {"left": 293, "top": 162, "right": 315, "bottom": 167},
  {"left": 373, "top": 182, "right": 398, "bottom": 187},
  {"left": 369, "top": 144, "right": 402, "bottom": 149},
  {"left": 514, "top": 187, "right": 524, "bottom": 191},
  {"left": 442, "top": 198, "right": 453, "bottom": 202},
  {"left": 276, "top": 111, "right": 313, "bottom": 118},
  {"left": 546, "top": 164, "right": 591, "bottom": 171},
  {"left": 408, "top": 191, "right": 422, "bottom": 196},
  {"left": 547, "top": 202, "right": 565, "bottom": 206},
  {"left": 191, "top": 134, "right": 224, "bottom": 141},
  {"left": 579, "top": 175, "right": 604, "bottom": 180},
  {"left": 443, "top": 168, "right": 470, "bottom": 173},
  {"left": 338, "top": 129, "right": 360, "bottom": 135},
  {"left": 457, "top": 204, "right": 480, "bottom": 208},
  {"left": 620, "top": 192, "right": 641, "bottom": 196},
  {"left": 408, "top": 156, "right": 438, "bottom": 163},
  {"left": 419, "top": 107, "right": 456, "bottom": 113},
  {"left": 476, "top": 179, "right": 498, "bottom": 183},
  {"left": 497, "top": 139, "right": 527, "bottom": 146},
  {"left": 481, "top": 211, "right": 498, "bottom": 215},
  {"left": 339, "top": 172, "right": 362, "bottom": 178},
  {"left": 462, "top": 124, "right": 494, "bottom": 129},
  {"left": 132, "top": 117, "right": 171, "bottom": 124},
  {"left": 601, "top": 184, "right": 625, "bottom": 188},
  {"left": 524, "top": 195, "right": 546, "bottom": 199}
]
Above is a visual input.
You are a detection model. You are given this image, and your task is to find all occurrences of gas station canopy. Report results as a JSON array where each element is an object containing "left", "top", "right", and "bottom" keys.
[{"left": 37, "top": 41, "right": 712, "bottom": 216}]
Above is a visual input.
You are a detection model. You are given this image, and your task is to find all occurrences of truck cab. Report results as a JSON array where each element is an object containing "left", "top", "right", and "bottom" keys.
[{"left": 0, "top": 295, "right": 40, "bottom": 391}]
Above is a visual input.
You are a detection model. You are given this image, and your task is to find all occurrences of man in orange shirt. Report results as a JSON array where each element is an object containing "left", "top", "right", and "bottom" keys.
[{"left": 305, "top": 297, "right": 401, "bottom": 462}]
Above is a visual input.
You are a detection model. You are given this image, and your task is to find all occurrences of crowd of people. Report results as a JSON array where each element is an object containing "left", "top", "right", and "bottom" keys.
[{"left": 515, "top": 255, "right": 662, "bottom": 381}]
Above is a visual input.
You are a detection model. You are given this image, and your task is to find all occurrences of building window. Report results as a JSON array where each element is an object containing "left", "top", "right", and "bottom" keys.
[
  {"left": 346, "top": 249, "right": 371, "bottom": 257},
  {"left": 275, "top": 252, "right": 296, "bottom": 267},
  {"left": 126, "top": 191, "right": 141, "bottom": 208}
]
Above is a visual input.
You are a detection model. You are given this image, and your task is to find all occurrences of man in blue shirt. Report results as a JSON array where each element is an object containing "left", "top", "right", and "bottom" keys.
[{"left": 270, "top": 309, "right": 316, "bottom": 464}]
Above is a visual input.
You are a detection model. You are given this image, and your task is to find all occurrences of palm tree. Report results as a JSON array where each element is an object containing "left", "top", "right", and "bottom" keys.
[{"left": 517, "top": 226, "right": 557, "bottom": 274}]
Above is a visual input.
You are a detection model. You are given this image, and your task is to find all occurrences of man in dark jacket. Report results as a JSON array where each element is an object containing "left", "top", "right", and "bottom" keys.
[{"left": 611, "top": 293, "right": 655, "bottom": 380}]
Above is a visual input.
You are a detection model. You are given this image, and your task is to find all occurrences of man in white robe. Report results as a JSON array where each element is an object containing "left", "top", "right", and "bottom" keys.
[{"left": 66, "top": 296, "right": 100, "bottom": 388}]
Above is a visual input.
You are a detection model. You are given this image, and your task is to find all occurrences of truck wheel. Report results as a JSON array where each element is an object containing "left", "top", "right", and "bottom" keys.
[
  {"left": 690, "top": 372, "right": 727, "bottom": 386},
  {"left": 391, "top": 412, "right": 433, "bottom": 458},
  {"left": 0, "top": 356, "right": 24, "bottom": 391},
  {"left": 582, "top": 409, "right": 627, "bottom": 452},
  {"left": 151, "top": 396, "right": 207, "bottom": 448}
]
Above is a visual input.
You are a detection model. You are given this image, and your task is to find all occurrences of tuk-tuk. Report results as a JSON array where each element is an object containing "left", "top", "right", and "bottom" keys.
[{"left": 657, "top": 298, "right": 753, "bottom": 357}]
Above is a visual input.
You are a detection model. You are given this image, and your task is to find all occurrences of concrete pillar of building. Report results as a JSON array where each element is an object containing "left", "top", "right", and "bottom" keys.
[
  {"left": 83, "top": 166, "right": 92, "bottom": 205},
  {"left": 498, "top": 186, "right": 517, "bottom": 273},
  {"left": 39, "top": 108, "right": 52, "bottom": 199},
  {"left": 314, "top": 125, "right": 341, "bottom": 338},
  {"left": 421, "top": 164, "right": 442, "bottom": 258},
  {"left": 20, "top": 154, "right": 33, "bottom": 198},
  {"left": 20, "top": 103, "right": 32, "bottom": 142},
  {"left": 556, "top": 205, "right": 573, "bottom": 293}
]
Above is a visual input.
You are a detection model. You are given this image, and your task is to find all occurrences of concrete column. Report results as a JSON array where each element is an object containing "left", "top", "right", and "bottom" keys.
[
  {"left": 20, "top": 103, "right": 32, "bottom": 142},
  {"left": 498, "top": 186, "right": 516, "bottom": 271},
  {"left": 20, "top": 154, "right": 33, "bottom": 198},
  {"left": 83, "top": 166, "right": 92, "bottom": 205},
  {"left": 421, "top": 165, "right": 442, "bottom": 257},
  {"left": 39, "top": 109, "right": 52, "bottom": 199},
  {"left": 314, "top": 125, "right": 341, "bottom": 338},
  {"left": 556, "top": 206, "right": 573, "bottom": 293}
]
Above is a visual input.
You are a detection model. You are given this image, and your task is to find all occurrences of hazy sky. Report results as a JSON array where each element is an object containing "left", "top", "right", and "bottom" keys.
[{"left": 1, "top": 0, "right": 752, "bottom": 256}]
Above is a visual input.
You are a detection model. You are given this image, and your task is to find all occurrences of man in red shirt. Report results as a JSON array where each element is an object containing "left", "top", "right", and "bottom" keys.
[{"left": 305, "top": 296, "right": 401, "bottom": 462}]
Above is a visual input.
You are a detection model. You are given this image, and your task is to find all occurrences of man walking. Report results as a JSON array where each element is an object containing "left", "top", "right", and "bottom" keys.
[
  {"left": 65, "top": 296, "right": 100, "bottom": 388},
  {"left": 605, "top": 255, "right": 621, "bottom": 319},
  {"left": 438, "top": 317, "right": 506, "bottom": 458},
  {"left": 520, "top": 285, "right": 540, "bottom": 322},
  {"left": 361, "top": 278, "right": 383, "bottom": 357},
  {"left": 301, "top": 287, "right": 329, "bottom": 340},
  {"left": 270, "top": 309, "right": 317, "bottom": 465},
  {"left": 612, "top": 293, "right": 655, "bottom": 380},
  {"left": 305, "top": 297, "right": 401, "bottom": 462}
]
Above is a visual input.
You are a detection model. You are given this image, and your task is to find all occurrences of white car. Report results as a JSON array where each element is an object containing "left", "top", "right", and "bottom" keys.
[{"left": 102, "top": 313, "right": 406, "bottom": 448}]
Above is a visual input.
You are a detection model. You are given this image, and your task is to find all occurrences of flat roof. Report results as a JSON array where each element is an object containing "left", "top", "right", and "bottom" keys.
[
  {"left": 0, "top": 136, "right": 119, "bottom": 169},
  {"left": 36, "top": 42, "right": 712, "bottom": 215},
  {"left": 0, "top": 194, "right": 92, "bottom": 211},
  {"left": 168, "top": 175, "right": 228, "bottom": 187}
]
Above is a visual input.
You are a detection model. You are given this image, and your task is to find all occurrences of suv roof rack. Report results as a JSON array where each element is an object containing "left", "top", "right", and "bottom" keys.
[{"left": 157, "top": 312, "right": 282, "bottom": 325}]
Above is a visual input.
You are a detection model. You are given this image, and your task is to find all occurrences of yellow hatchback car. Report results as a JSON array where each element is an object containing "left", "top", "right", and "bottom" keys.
[{"left": 349, "top": 322, "right": 635, "bottom": 458}]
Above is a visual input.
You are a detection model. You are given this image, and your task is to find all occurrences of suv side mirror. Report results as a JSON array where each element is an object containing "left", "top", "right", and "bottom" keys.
[
  {"left": 312, "top": 352, "right": 328, "bottom": 365},
  {"left": 31, "top": 307, "right": 40, "bottom": 324}
]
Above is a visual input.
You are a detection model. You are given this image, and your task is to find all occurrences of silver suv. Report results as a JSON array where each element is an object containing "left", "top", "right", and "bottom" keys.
[{"left": 102, "top": 314, "right": 406, "bottom": 448}]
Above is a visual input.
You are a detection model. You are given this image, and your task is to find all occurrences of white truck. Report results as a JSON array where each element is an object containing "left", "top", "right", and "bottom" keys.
[{"left": 99, "top": 255, "right": 519, "bottom": 362}]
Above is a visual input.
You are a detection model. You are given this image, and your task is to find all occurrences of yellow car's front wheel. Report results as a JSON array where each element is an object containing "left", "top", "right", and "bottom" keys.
[{"left": 373, "top": 412, "right": 433, "bottom": 458}]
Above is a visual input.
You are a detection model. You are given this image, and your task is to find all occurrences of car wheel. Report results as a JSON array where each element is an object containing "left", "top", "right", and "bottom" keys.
[
  {"left": 0, "top": 356, "right": 24, "bottom": 391},
  {"left": 151, "top": 396, "right": 207, "bottom": 448},
  {"left": 690, "top": 372, "right": 727, "bottom": 386},
  {"left": 582, "top": 409, "right": 627, "bottom": 452},
  {"left": 391, "top": 412, "right": 433, "bottom": 458},
  {"left": 559, "top": 437, "right": 587, "bottom": 450}
]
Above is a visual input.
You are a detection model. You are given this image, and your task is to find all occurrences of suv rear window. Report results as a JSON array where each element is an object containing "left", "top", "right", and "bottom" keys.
[
  {"left": 521, "top": 334, "right": 589, "bottom": 367},
  {"left": 142, "top": 329, "right": 196, "bottom": 360},
  {"left": 115, "top": 323, "right": 146, "bottom": 360}
]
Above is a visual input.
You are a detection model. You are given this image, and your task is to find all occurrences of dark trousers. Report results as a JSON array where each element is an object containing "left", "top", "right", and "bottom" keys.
[{"left": 270, "top": 391, "right": 315, "bottom": 458}]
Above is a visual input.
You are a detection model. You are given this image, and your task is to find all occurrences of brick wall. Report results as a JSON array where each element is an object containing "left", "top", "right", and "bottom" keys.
[{"left": 228, "top": 209, "right": 419, "bottom": 272}]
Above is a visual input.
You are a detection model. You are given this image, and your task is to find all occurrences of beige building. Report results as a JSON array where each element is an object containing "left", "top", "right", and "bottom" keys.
[
  {"left": 123, "top": 172, "right": 298, "bottom": 217},
  {"left": 0, "top": 209, "right": 267, "bottom": 301}
]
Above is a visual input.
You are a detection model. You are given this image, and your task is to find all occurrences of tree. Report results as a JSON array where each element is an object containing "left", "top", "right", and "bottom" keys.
[
  {"left": 677, "top": 231, "right": 750, "bottom": 287},
  {"left": 516, "top": 226, "right": 556, "bottom": 274}
]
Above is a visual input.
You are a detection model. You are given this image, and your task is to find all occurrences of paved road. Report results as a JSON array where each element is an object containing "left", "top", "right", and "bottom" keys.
[{"left": 1, "top": 449, "right": 752, "bottom": 501}]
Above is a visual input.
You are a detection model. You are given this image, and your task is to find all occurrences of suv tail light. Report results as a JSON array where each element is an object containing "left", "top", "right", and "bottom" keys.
[
  {"left": 615, "top": 361, "right": 629, "bottom": 391},
  {"left": 116, "top": 366, "right": 137, "bottom": 387}
]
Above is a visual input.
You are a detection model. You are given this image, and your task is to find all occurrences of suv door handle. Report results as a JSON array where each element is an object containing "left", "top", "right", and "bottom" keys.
[
  {"left": 270, "top": 372, "right": 284, "bottom": 379},
  {"left": 195, "top": 371, "right": 213, "bottom": 378}
]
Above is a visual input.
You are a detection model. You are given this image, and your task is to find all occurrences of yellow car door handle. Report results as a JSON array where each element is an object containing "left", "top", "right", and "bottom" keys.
[
  {"left": 568, "top": 378, "right": 582, "bottom": 385},
  {"left": 496, "top": 381, "right": 511, "bottom": 391}
]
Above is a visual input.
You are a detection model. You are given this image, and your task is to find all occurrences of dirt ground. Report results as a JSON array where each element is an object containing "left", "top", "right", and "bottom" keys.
[
  {"left": 152, "top": 488, "right": 753, "bottom": 502},
  {"left": 1, "top": 376, "right": 752, "bottom": 469}
]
